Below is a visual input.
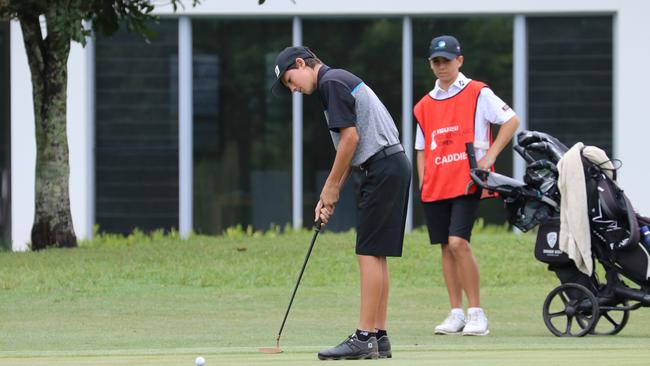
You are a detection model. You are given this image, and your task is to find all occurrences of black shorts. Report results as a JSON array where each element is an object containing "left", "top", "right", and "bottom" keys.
[
  {"left": 355, "top": 151, "right": 411, "bottom": 257},
  {"left": 422, "top": 193, "right": 480, "bottom": 244}
]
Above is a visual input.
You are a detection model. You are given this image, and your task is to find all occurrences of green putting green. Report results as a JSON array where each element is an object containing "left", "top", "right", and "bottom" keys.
[{"left": 1, "top": 229, "right": 649, "bottom": 365}]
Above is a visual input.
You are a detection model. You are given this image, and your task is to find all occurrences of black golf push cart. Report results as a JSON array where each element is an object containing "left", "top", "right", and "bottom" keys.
[{"left": 466, "top": 130, "right": 650, "bottom": 337}]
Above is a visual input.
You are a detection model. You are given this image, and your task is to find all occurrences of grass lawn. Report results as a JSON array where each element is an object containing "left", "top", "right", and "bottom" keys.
[{"left": 1, "top": 227, "right": 649, "bottom": 365}]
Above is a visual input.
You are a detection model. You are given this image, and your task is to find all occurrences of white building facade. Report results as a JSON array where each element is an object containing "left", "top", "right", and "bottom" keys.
[{"left": 5, "top": 1, "right": 649, "bottom": 250}]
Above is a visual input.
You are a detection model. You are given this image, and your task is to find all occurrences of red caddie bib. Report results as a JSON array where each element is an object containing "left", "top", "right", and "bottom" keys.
[{"left": 414, "top": 80, "right": 492, "bottom": 202}]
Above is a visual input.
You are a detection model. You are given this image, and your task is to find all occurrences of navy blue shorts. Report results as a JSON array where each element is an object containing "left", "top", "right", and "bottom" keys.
[
  {"left": 421, "top": 193, "right": 481, "bottom": 244},
  {"left": 354, "top": 151, "right": 411, "bottom": 257}
]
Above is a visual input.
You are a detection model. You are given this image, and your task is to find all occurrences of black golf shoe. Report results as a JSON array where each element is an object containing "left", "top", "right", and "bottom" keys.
[
  {"left": 377, "top": 335, "right": 392, "bottom": 358},
  {"left": 317, "top": 333, "right": 379, "bottom": 360}
]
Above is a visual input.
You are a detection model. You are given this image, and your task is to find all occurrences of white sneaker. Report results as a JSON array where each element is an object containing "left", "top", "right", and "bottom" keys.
[
  {"left": 462, "top": 310, "right": 489, "bottom": 336},
  {"left": 434, "top": 312, "right": 466, "bottom": 335}
]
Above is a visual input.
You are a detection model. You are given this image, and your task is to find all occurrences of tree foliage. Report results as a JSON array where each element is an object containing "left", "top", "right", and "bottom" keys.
[{"left": 1, "top": 1, "right": 200, "bottom": 44}]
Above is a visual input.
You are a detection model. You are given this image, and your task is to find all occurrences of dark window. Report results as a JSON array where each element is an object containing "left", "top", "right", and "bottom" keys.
[
  {"left": 412, "top": 17, "right": 514, "bottom": 227},
  {"left": 95, "top": 20, "right": 179, "bottom": 234},
  {"left": 0, "top": 21, "right": 10, "bottom": 248},
  {"left": 192, "top": 19, "right": 292, "bottom": 234},
  {"left": 528, "top": 16, "right": 613, "bottom": 155},
  {"left": 303, "top": 18, "right": 402, "bottom": 231}
]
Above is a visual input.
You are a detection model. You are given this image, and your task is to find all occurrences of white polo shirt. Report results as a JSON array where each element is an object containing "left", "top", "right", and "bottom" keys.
[{"left": 414, "top": 72, "right": 516, "bottom": 161}]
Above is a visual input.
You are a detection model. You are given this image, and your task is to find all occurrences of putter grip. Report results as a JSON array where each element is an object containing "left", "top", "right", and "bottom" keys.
[
  {"left": 315, "top": 218, "right": 322, "bottom": 231},
  {"left": 466, "top": 142, "right": 477, "bottom": 169}
]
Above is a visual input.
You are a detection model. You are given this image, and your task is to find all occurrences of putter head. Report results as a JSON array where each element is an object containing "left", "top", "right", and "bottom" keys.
[
  {"left": 258, "top": 338, "right": 283, "bottom": 354},
  {"left": 258, "top": 346, "right": 283, "bottom": 354}
]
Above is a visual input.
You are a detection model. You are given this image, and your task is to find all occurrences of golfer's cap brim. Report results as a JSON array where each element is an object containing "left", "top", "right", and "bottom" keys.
[
  {"left": 271, "top": 75, "right": 291, "bottom": 97},
  {"left": 428, "top": 51, "right": 459, "bottom": 60}
]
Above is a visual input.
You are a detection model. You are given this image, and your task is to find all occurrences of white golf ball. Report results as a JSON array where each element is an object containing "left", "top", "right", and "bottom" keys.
[{"left": 195, "top": 356, "right": 205, "bottom": 366}]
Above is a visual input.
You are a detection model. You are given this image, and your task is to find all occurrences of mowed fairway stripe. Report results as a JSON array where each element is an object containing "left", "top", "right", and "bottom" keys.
[{"left": 2, "top": 349, "right": 650, "bottom": 366}]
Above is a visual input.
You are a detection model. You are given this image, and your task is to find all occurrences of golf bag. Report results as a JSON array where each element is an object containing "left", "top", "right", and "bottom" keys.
[
  {"left": 470, "top": 130, "right": 650, "bottom": 288},
  {"left": 469, "top": 130, "right": 650, "bottom": 336}
]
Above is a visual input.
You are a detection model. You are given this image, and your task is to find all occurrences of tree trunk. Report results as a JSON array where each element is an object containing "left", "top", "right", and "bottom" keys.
[{"left": 20, "top": 12, "right": 77, "bottom": 250}]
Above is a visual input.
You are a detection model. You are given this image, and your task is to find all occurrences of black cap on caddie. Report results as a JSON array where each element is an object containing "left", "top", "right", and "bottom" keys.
[
  {"left": 271, "top": 46, "right": 314, "bottom": 96},
  {"left": 428, "top": 35, "right": 462, "bottom": 60}
]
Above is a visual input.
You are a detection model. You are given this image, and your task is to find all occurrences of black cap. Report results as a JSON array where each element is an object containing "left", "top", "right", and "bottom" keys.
[
  {"left": 271, "top": 46, "right": 314, "bottom": 96},
  {"left": 428, "top": 35, "right": 462, "bottom": 60}
]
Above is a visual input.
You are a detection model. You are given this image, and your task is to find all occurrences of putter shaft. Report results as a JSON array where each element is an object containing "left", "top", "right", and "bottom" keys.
[{"left": 275, "top": 221, "right": 322, "bottom": 342}]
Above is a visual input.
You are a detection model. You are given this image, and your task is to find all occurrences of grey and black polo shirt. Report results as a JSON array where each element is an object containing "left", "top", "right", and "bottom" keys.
[{"left": 316, "top": 65, "right": 400, "bottom": 167}]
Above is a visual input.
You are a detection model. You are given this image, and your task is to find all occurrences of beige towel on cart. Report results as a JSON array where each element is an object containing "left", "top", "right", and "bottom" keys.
[{"left": 557, "top": 143, "right": 614, "bottom": 275}]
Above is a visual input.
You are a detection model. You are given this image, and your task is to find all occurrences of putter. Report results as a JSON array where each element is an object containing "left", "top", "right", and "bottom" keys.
[{"left": 258, "top": 219, "right": 323, "bottom": 354}]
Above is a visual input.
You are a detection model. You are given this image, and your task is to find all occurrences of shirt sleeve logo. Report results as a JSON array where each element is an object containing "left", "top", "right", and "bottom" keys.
[{"left": 274, "top": 65, "right": 280, "bottom": 78}]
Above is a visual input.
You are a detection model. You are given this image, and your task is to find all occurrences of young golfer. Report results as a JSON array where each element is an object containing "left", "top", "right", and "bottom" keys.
[
  {"left": 413, "top": 35, "right": 519, "bottom": 336},
  {"left": 272, "top": 46, "right": 411, "bottom": 360}
]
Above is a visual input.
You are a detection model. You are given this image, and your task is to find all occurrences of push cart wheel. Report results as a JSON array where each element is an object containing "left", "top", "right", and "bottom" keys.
[
  {"left": 589, "top": 300, "right": 630, "bottom": 335},
  {"left": 542, "top": 283, "right": 600, "bottom": 337}
]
